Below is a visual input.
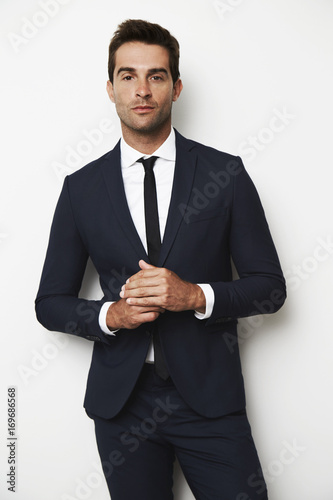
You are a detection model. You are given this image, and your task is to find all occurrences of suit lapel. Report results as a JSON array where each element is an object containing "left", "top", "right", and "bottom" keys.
[
  {"left": 100, "top": 133, "right": 197, "bottom": 267},
  {"left": 100, "top": 141, "right": 148, "bottom": 262},
  {"left": 158, "top": 131, "right": 197, "bottom": 266}
]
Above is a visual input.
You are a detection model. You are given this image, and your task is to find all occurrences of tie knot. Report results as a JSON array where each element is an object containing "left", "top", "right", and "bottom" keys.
[{"left": 138, "top": 156, "right": 158, "bottom": 172}]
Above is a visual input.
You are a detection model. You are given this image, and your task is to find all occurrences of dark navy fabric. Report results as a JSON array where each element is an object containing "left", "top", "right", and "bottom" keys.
[
  {"left": 90, "top": 364, "right": 268, "bottom": 500},
  {"left": 35, "top": 130, "right": 286, "bottom": 420}
]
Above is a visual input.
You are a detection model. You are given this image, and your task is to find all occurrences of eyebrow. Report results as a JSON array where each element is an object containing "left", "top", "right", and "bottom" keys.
[{"left": 117, "top": 67, "right": 169, "bottom": 76}]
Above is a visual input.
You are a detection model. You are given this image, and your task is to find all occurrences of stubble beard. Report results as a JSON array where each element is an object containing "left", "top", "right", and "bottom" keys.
[{"left": 118, "top": 104, "right": 172, "bottom": 137}]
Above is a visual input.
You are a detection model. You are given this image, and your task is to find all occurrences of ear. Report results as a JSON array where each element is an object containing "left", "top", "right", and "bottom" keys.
[
  {"left": 106, "top": 80, "right": 115, "bottom": 103},
  {"left": 172, "top": 78, "right": 183, "bottom": 102}
]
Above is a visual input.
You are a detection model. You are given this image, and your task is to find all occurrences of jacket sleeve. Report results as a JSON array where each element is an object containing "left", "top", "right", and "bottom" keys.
[
  {"left": 35, "top": 177, "right": 113, "bottom": 344},
  {"left": 206, "top": 159, "right": 286, "bottom": 325}
]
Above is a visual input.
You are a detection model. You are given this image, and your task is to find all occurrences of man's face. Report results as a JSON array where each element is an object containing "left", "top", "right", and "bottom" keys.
[{"left": 107, "top": 42, "right": 182, "bottom": 136}]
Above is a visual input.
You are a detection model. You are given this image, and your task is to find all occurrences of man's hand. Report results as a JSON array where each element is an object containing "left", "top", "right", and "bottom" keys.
[
  {"left": 119, "top": 260, "right": 206, "bottom": 314},
  {"left": 106, "top": 298, "right": 165, "bottom": 331}
]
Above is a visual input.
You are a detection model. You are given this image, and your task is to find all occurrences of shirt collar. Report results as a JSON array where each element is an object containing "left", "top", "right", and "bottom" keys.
[{"left": 120, "top": 128, "right": 176, "bottom": 169}]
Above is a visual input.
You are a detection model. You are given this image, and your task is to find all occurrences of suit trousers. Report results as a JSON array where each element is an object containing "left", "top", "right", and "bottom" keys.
[{"left": 89, "top": 364, "right": 268, "bottom": 500}]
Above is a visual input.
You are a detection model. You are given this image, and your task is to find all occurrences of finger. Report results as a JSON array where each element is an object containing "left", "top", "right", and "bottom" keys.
[
  {"left": 126, "top": 260, "right": 162, "bottom": 284},
  {"left": 121, "top": 282, "right": 166, "bottom": 300},
  {"left": 125, "top": 303, "right": 165, "bottom": 313},
  {"left": 139, "top": 259, "right": 156, "bottom": 270},
  {"left": 121, "top": 278, "right": 161, "bottom": 294},
  {"left": 127, "top": 268, "right": 161, "bottom": 285},
  {"left": 137, "top": 311, "right": 161, "bottom": 323},
  {"left": 123, "top": 269, "right": 164, "bottom": 290},
  {"left": 126, "top": 296, "right": 163, "bottom": 307}
]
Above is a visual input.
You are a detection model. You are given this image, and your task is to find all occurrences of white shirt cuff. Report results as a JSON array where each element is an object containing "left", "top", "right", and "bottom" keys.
[
  {"left": 194, "top": 284, "right": 215, "bottom": 320},
  {"left": 99, "top": 301, "right": 118, "bottom": 335},
  {"left": 100, "top": 284, "right": 214, "bottom": 332}
]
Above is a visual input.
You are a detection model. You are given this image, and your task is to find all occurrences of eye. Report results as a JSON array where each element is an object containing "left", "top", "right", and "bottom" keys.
[
  {"left": 151, "top": 75, "right": 163, "bottom": 81},
  {"left": 122, "top": 75, "right": 133, "bottom": 81}
]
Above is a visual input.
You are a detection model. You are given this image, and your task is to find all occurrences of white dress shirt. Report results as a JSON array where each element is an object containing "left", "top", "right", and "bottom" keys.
[{"left": 98, "top": 128, "right": 214, "bottom": 362}]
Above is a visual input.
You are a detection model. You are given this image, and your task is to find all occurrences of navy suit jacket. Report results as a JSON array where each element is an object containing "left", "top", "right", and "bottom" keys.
[{"left": 35, "top": 130, "right": 286, "bottom": 419}]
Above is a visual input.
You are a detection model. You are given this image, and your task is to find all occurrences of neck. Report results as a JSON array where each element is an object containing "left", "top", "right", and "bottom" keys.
[{"left": 121, "top": 123, "right": 172, "bottom": 155}]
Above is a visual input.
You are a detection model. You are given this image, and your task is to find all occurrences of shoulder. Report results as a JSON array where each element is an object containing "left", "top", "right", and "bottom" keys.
[
  {"left": 175, "top": 129, "right": 244, "bottom": 171},
  {"left": 66, "top": 140, "right": 120, "bottom": 184}
]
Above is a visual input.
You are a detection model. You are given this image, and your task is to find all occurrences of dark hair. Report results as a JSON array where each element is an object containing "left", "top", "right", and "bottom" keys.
[{"left": 108, "top": 19, "right": 180, "bottom": 84}]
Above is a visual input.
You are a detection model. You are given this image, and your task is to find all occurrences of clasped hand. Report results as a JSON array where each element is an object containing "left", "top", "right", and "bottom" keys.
[{"left": 106, "top": 260, "right": 205, "bottom": 331}]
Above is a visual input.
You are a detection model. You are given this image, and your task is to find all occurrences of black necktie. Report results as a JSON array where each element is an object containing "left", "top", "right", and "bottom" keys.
[
  {"left": 138, "top": 156, "right": 169, "bottom": 379},
  {"left": 139, "top": 156, "right": 161, "bottom": 265}
]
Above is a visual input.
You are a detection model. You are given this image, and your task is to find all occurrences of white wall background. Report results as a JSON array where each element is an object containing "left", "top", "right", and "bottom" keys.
[{"left": 1, "top": 0, "right": 332, "bottom": 498}]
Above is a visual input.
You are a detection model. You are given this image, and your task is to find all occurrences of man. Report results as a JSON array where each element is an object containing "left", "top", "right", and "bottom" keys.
[{"left": 36, "top": 19, "right": 286, "bottom": 499}]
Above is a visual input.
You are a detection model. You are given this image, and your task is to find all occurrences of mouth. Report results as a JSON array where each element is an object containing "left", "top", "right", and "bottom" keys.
[{"left": 132, "top": 106, "right": 155, "bottom": 114}]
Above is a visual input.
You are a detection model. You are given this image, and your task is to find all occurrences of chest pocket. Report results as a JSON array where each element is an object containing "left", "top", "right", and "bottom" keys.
[{"left": 187, "top": 206, "right": 228, "bottom": 224}]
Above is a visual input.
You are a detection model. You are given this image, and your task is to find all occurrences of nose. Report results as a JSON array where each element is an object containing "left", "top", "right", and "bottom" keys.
[{"left": 136, "top": 79, "right": 152, "bottom": 99}]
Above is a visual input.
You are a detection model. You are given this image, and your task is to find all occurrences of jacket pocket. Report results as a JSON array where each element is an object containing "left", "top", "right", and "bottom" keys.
[{"left": 187, "top": 206, "right": 228, "bottom": 224}]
